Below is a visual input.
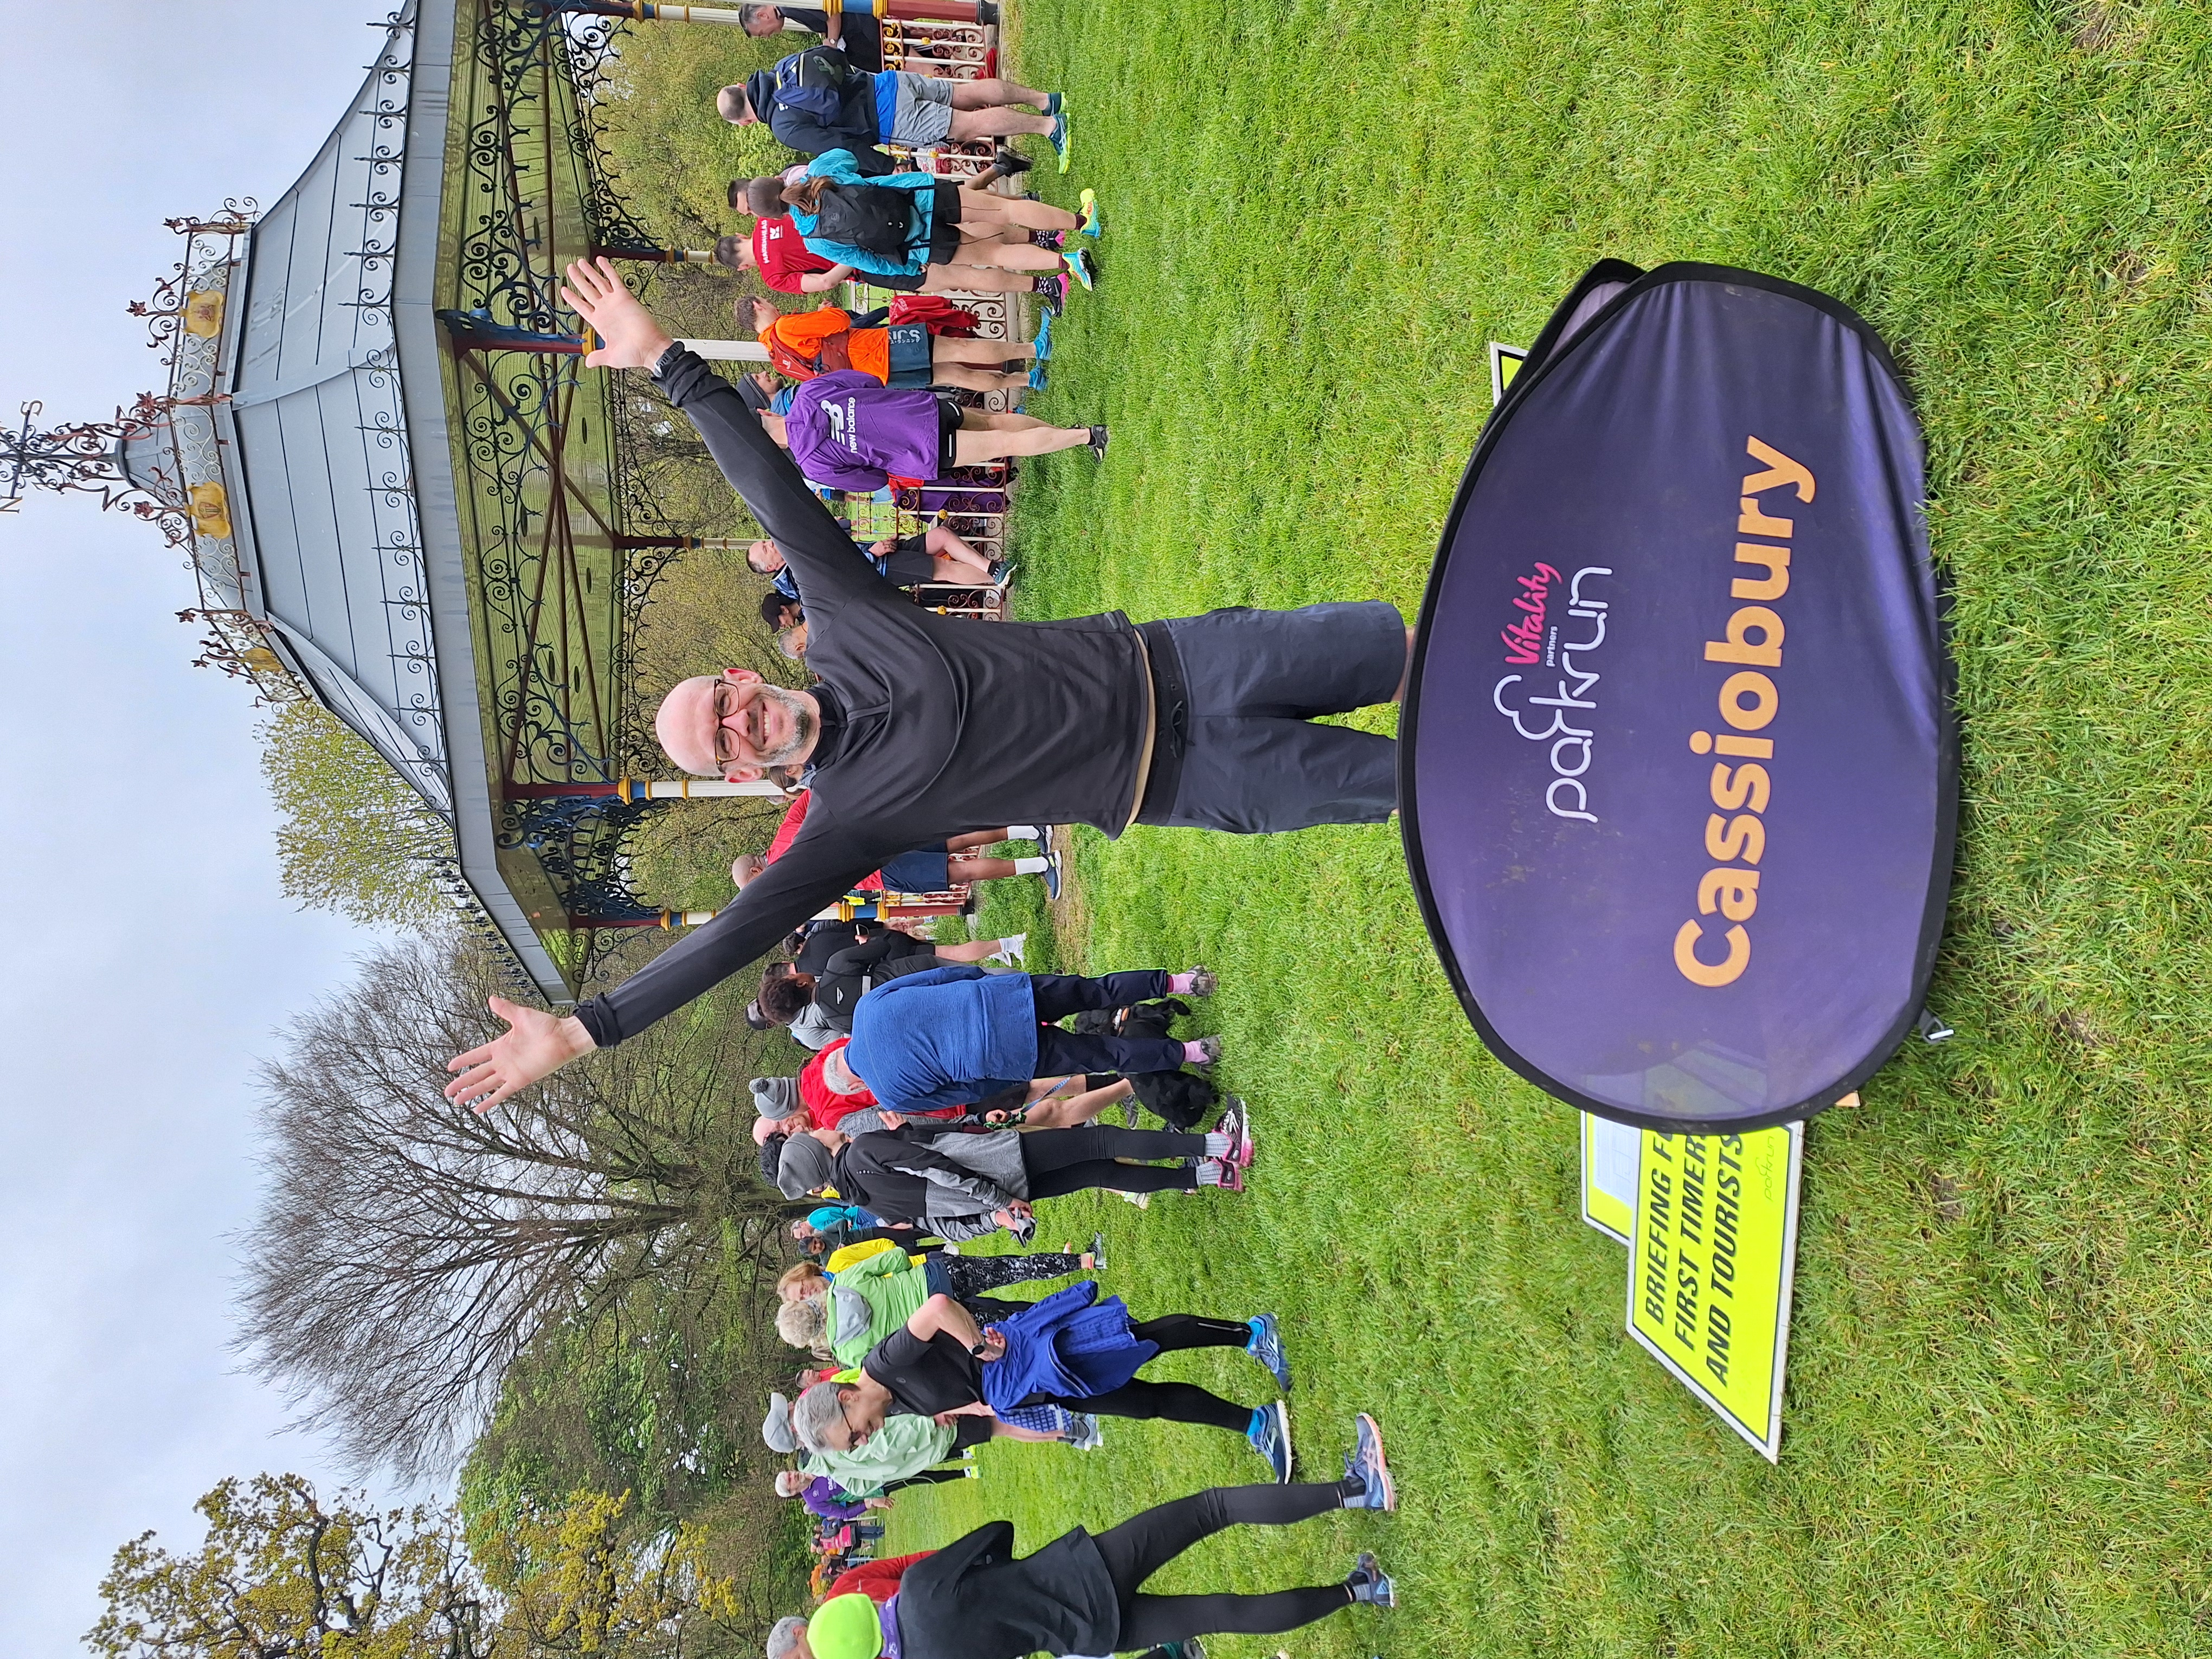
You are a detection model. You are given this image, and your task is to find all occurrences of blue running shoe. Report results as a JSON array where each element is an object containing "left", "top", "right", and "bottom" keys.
[
  {"left": 1064, "top": 247, "right": 1094, "bottom": 291},
  {"left": 1248, "top": 1399, "right": 1293, "bottom": 1483},
  {"left": 1345, "top": 1552, "right": 1396, "bottom": 1609},
  {"left": 1045, "top": 91, "right": 1064, "bottom": 117},
  {"left": 1032, "top": 308, "right": 1054, "bottom": 362},
  {"left": 1027, "top": 364, "right": 1049, "bottom": 391},
  {"left": 1078, "top": 187, "right": 1103, "bottom": 237},
  {"left": 1246, "top": 1312, "right": 1291, "bottom": 1391},
  {"left": 1342, "top": 1412, "right": 1396, "bottom": 1510},
  {"left": 1049, "top": 111, "right": 1071, "bottom": 172}
]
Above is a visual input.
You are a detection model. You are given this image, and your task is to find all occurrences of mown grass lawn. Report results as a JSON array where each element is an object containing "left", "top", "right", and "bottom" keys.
[{"left": 867, "top": 2, "right": 2212, "bottom": 1656}]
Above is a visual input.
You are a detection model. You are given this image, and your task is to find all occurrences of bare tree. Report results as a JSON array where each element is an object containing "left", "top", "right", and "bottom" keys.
[{"left": 237, "top": 933, "right": 793, "bottom": 1481}]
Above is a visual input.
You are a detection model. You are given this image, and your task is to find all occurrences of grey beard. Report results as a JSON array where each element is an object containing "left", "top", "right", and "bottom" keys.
[{"left": 754, "top": 686, "right": 818, "bottom": 766}]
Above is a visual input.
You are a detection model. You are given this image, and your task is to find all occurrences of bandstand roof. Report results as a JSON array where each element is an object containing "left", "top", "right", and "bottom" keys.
[{"left": 164, "top": 0, "right": 678, "bottom": 1003}]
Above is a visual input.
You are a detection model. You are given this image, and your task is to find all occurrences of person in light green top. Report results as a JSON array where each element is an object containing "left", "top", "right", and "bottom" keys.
[
  {"left": 775, "top": 1238, "right": 1102, "bottom": 1368},
  {"left": 797, "top": 1407, "right": 959, "bottom": 1495}
]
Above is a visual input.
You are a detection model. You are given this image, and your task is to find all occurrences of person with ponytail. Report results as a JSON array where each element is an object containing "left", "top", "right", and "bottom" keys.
[{"left": 755, "top": 153, "right": 1097, "bottom": 293}]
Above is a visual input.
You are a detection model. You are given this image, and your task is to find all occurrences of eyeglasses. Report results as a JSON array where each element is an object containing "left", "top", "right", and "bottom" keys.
[
  {"left": 710, "top": 680, "right": 749, "bottom": 769},
  {"left": 837, "top": 1394, "right": 866, "bottom": 1449}
]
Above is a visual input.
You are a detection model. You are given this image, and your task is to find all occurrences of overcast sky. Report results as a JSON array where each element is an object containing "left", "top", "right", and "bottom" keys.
[{"left": 0, "top": 5, "right": 423, "bottom": 1651}]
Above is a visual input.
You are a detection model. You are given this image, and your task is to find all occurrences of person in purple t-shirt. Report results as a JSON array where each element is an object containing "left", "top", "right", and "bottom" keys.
[{"left": 762, "top": 369, "right": 1104, "bottom": 491}]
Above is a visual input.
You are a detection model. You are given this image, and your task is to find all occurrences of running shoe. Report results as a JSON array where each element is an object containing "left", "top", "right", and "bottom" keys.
[
  {"left": 1344, "top": 1552, "right": 1395, "bottom": 1608},
  {"left": 1034, "top": 274, "right": 1067, "bottom": 318},
  {"left": 1032, "top": 308, "right": 1054, "bottom": 362},
  {"left": 1027, "top": 363, "right": 1049, "bottom": 391},
  {"left": 1064, "top": 246, "right": 1094, "bottom": 291},
  {"left": 1183, "top": 965, "right": 1218, "bottom": 997},
  {"left": 962, "top": 1466, "right": 979, "bottom": 1478},
  {"left": 1078, "top": 187, "right": 1103, "bottom": 237},
  {"left": 992, "top": 144, "right": 1035, "bottom": 176},
  {"left": 1188, "top": 1033, "right": 1223, "bottom": 1066},
  {"left": 1041, "top": 847, "right": 1064, "bottom": 900},
  {"left": 1032, "top": 229, "right": 1066, "bottom": 250},
  {"left": 989, "top": 931, "right": 1026, "bottom": 964},
  {"left": 1119, "top": 1096, "right": 1140, "bottom": 1128},
  {"left": 1204, "top": 1156, "right": 1246, "bottom": 1194},
  {"left": 1342, "top": 1412, "right": 1396, "bottom": 1511},
  {"left": 986, "top": 558, "right": 1013, "bottom": 584},
  {"left": 1214, "top": 1098, "right": 1254, "bottom": 1168},
  {"left": 1246, "top": 1311, "right": 1291, "bottom": 1391},
  {"left": 1248, "top": 1399, "right": 1293, "bottom": 1483},
  {"left": 1089, "top": 1230, "right": 1108, "bottom": 1270},
  {"left": 1115, "top": 1187, "right": 1152, "bottom": 1210},
  {"left": 1045, "top": 92, "right": 1064, "bottom": 117},
  {"left": 1050, "top": 110, "right": 1071, "bottom": 171},
  {"left": 1086, "top": 423, "right": 1110, "bottom": 460},
  {"left": 1063, "top": 1412, "right": 1106, "bottom": 1451}
]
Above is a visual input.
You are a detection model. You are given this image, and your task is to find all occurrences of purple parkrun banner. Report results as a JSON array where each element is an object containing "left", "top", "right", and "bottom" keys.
[{"left": 1401, "top": 262, "right": 1956, "bottom": 1132}]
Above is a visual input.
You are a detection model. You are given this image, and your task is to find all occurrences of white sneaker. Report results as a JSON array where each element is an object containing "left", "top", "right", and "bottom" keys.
[
  {"left": 989, "top": 932, "right": 1028, "bottom": 965},
  {"left": 1116, "top": 1188, "right": 1151, "bottom": 1210}
]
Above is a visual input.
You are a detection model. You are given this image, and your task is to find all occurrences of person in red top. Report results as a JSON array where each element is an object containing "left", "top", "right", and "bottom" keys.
[{"left": 732, "top": 788, "right": 1058, "bottom": 898}]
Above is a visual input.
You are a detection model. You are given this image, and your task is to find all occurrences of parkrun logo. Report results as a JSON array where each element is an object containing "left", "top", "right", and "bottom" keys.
[
  {"left": 1494, "top": 562, "right": 1615, "bottom": 825},
  {"left": 1673, "top": 435, "right": 1815, "bottom": 988}
]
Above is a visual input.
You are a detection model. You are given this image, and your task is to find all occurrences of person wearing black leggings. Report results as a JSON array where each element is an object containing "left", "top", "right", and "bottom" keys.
[
  {"left": 768, "top": 1416, "right": 1398, "bottom": 1659},
  {"left": 794, "top": 1292, "right": 1301, "bottom": 1482}
]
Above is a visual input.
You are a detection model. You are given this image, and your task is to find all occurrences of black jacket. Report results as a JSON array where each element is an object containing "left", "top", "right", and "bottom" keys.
[
  {"left": 813, "top": 931, "right": 940, "bottom": 1032},
  {"left": 861, "top": 1325, "right": 983, "bottom": 1417},
  {"left": 893, "top": 1522, "right": 1121, "bottom": 1659},
  {"left": 744, "top": 47, "right": 896, "bottom": 175},
  {"left": 777, "top": 8, "right": 884, "bottom": 72},
  {"left": 824, "top": 1127, "right": 1021, "bottom": 1240},
  {"left": 571, "top": 350, "right": 1153, "bottom": 1049}
]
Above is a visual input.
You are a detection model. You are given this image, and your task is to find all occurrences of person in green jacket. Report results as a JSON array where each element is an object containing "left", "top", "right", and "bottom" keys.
[{"left": 775, "top": 1236, "right": 1104, "bottom": 1367}]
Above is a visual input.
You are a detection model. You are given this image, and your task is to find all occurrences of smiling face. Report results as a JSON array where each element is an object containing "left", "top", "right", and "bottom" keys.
[
  {"left": 819, "top": 1386, "right": 883, "bottom": 1452},
  {"left": 747, "top": 539, "right": 786, "bottom": 574},
  {"left": 655, "top": 669, "right": 818, "bottom": 779}
]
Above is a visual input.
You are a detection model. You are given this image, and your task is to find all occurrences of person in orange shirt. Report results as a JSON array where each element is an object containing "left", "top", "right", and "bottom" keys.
[{"left": 747, "top": 297, "right": 1036, "bottom": 396}]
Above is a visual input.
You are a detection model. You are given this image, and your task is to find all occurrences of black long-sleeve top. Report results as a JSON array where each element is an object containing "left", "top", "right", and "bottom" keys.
[{"left": 570, "top": 349, "right": 1153, "bottom": 1049}]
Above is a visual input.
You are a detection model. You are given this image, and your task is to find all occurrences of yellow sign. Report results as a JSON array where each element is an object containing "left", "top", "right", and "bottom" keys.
[
  {"left": 1488, "top": 341, "right": 1527, "bottom": 406},
  {"left": 1626, "top": 1121, "right": 1802, "bottom": 1462}
]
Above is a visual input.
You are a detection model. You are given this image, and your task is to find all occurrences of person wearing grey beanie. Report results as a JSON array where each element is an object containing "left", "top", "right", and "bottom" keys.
[
  {"left": 753, "top": 1075, "right": 802, "bottom": 1118},
  {"left": 774, "top": 1131, "right": 838, "bottom": 1200}
]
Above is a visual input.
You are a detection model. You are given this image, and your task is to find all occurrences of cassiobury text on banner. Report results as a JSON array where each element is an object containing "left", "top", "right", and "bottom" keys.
[
  {"left": 1627, "top": 1121, "right": 1802, "bottom": 1462},
  {"left": 1401, "top": 262, "right": 1956, "bottom": 1131}
]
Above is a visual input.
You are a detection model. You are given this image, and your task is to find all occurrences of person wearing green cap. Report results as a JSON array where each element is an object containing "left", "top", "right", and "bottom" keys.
[{"left": 763, "top": 1414, "right": 1397, "bottom": 1659}]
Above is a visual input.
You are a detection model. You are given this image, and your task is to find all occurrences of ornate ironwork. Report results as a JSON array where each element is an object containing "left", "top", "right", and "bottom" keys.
[{"left": 497, "top": 793, "right": 670, "bottom": 922}]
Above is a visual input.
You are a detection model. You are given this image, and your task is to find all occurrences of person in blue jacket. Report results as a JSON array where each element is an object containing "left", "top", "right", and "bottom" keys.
[
  {"left": 843, "top": 965, "right": 1219, "bottom": 1115},
  {"left": 749, "top": 155, "right": 1095, "bottom": 290},
  {"left": 717, "top": 47, "right": 1068, "bottom": 172}
]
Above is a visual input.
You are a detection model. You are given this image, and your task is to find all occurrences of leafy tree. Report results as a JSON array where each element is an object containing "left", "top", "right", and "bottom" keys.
[
  {"left": 236, "top": 933, "right": 797, "bottom": 1480},
  {"left": 90, "top": 1476, "right": 755, "bottom": 1659},
  {"left": 88, "top": 1475, "right": 492, "bottom": 1659},
  {"left": 591, "top": 26, "right": 791, "bottom": 240},
  {"left": 256, "top": 698, "right": 454, "bottom": 929}
]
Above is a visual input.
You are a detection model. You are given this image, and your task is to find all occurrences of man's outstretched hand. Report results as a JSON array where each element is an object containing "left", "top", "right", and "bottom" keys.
[
  {"left": 559, "top": 256, "right": 677, "bottom": 370},
  {"left": 445, "top": 994, "right": 597, "bottom": 1114}
]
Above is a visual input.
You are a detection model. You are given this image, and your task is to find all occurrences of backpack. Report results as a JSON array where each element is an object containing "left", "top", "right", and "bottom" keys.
[
  {"left": 809, "top": 183, "right": 914, "bottom": 256},
  {"left": 770, "top": 46, "right": 853, "bottom": 123}
]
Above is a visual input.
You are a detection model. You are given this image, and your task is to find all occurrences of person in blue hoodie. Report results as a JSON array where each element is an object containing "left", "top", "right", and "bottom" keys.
[{"left": 843, "top": 964, "right": 1220, "bottom": 1115}]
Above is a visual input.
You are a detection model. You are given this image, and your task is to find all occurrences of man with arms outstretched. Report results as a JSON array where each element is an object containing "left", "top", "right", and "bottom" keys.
[{"left": 444, "top": 259, "right": 1412, "bottom": 1114}]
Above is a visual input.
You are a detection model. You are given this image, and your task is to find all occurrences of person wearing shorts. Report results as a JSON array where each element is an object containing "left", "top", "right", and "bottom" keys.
[
  {"left": 763, "top": 371, "right": 1101, "bottom": 491},
  {"left": 753, "top": 156, "right": 1095, "bottom": 294},
  {"left": 718, "top": 51, "right": 1066, "bottom": 165},
  {"left": 744, "top": 297, "right": 1032, "bottom": 397}
]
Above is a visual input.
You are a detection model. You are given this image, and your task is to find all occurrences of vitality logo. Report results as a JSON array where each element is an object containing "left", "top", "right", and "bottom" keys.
[{"left": 1493, "top": 565, "right": 1614, "bottom": 824}]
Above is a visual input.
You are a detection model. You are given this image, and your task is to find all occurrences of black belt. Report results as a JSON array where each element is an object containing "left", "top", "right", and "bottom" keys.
[{"left": 1136, "top": 619, "right": 1189, "bottom": 825}]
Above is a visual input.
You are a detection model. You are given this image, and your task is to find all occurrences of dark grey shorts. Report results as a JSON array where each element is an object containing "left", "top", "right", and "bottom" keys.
[{"left": 1139, "top": 601, "right": 1405, "bottom": 833}]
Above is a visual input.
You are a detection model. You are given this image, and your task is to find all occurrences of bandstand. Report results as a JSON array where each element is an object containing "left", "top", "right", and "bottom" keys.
[{"left": 3, "top": 0, "right": 1012, "bottom": 1004}]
